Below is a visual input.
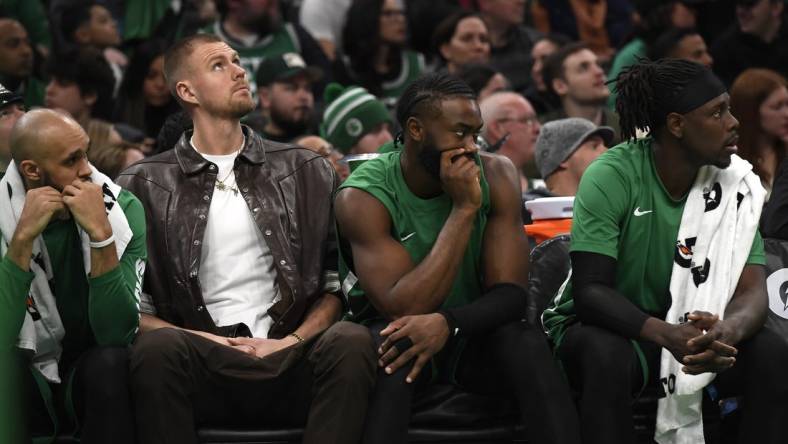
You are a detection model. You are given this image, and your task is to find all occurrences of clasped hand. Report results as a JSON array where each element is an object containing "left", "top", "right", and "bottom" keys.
[
  {"left": 377, "top": 313, "right": 450, "bottom": 383},
  {"left": 667, "top": 311, "right": 738, "bottom": 375},
  {"left": 16, "top": 180, "right": 111, "bottom": 242}
]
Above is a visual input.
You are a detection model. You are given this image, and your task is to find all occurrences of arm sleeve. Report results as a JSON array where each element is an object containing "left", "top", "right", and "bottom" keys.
[
  {"left": 0, "top": 257, "right": 34, "bottom": 350},
  {"left": 441, "top": 283, "right": 528, "bottom": 337},
  {"left": 88, "top": 192, "right": 147, "bottom": 345},
  {"left": 568, "top": 155, "right": 651, "bottom": 337},
  {"left": 571, "top": 251, "right": 650, "bottom": 338}
]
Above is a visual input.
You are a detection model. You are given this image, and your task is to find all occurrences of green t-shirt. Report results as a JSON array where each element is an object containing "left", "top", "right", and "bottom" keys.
[
  {"left": 0, "top": 189, "right": 147, "bottom": 359},
  {"left": 543, "top": 138, "right": 765, "bottom": 346},
  {"left": 606, "top": 38, "right": 647, "bottom": 111},
  {"left": 379, "top": 50, "right": 426, "bottom": 106},
  {"left": 338, "top": 150, "right": 491, "bottom": 322}
]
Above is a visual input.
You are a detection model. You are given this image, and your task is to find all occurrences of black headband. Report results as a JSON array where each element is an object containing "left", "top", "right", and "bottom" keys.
[{"left": 668, "top": 68, "right": 727, "bottom": 115}]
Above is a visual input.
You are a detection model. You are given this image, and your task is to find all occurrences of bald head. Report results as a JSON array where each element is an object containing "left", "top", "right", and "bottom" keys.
[
  {"left": 479, "top": 92, "right": 532, "bottom": 138},
  {"left": 11, "top": 109, "right": 87, "bottom": 163}
]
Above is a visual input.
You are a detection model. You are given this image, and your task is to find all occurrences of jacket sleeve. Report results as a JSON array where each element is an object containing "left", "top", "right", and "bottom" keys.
[
  {"left": 88, "top": 191, "right": 147, "bottom": 345},
  {"left": 0, "top": 257, "right": 34, "bottom": 351}
]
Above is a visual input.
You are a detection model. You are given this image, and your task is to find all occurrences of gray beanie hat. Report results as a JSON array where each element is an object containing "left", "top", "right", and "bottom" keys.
[{"left": 535, "top": 117, "right": 614, "bottom": 179}]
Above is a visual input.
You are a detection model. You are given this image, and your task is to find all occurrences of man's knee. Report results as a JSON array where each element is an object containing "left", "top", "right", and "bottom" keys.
[
  {"left": 565, "top": 325, "right": 635, "bottom": 382},
  {"left": 313, "top": 322, "right": 377, "bottom": 381},
  {"left": 489, "top": 320, "right": 548, "bottom": 350},
  {"left": 78, "top": 346, "right": 130, "bottom": 404},
  {"left": 129, "top": 328, "right": 190, "bottom": 389}
]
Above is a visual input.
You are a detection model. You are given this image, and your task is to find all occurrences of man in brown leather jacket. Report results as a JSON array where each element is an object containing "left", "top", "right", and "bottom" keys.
[{"left": 115, "top": 33, "right": 375, "bottom": 444}]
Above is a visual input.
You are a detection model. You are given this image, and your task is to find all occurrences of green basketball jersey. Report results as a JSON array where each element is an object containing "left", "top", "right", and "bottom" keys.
[
  {"left": 338, "top": 150, "right": 491, "bottom": 322},
  {"left": 379, "top": 50, "right": 426, "bottom": 107},
  {"left": 202, "top": 21, "right": 300, "bottom": 100},
  {"left": 543, "top": 137, "right": 765, "bottom": 347}
]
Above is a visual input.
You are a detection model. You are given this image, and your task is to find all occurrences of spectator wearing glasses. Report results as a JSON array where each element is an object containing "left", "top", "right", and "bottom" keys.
[
  {"left": 480, "top": 91, "right": 541, "bottom": 191},
  {"left": 339, "top": 0, "right": 425, "bottom": 108},
  {"left": 710, "top": 0, "right": 788, "bottom": 87}
]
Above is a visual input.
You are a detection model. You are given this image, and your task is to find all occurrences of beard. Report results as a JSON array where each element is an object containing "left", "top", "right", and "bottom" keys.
[
  {"left": 218, "top": 94, "right": 256, "bottom": 120},
  {"left": 39, "top": 169, "right": 64, "bottom": 192},
  {"left": 418, "top": 134, "right": 442, "bottom": 180},
  {"left": 270, "top": 105, "right": 310, "bottom": 137}
]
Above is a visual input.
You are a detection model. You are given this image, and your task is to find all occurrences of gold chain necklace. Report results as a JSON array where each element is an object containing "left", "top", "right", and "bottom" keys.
[{"left": 215, "top": 166, "right": 240, "bottom": 196}]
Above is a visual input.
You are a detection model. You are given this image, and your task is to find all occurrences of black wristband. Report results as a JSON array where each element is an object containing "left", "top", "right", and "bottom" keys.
[{"left": 438, "top": 309, "right": 459, "bottom": 337}]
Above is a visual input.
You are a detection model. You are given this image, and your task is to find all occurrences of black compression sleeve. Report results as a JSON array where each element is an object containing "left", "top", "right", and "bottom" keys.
[
  {"left": 440, "top": 283, "right": 527, "bottom": 338},
  {"left": 571, "top": 251, "right": 650, "bottom": 339}
]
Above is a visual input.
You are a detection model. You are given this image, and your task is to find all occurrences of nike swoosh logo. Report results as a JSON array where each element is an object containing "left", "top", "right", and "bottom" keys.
[
  {"left": 400, "top": 232, "right": 416, "bottom": 242},
  {"left": 633, "top": 207, "right": 653, "bottom": 217}
]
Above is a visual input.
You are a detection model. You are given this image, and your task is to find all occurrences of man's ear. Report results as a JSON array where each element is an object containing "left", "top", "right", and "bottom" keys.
[
  {"left": 406, "top": 116, "right": 424, "bottom": 142},
  {"left": 552, "top": 77, "right": 569, "bottom": 96},
  {"left": 19, "top": 159, "right": 41, "bottom": 182},
  {"left": 666, "top": 112, "right": 684, "bottom": 139},
  {"left": 258, "top": 86, "right": 271, "bottom": 109},
  {"left": 176, "top": 80, "right": 198, "bottom": 106}
]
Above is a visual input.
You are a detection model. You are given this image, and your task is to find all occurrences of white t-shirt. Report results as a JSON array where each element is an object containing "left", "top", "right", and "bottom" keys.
[{"left": 194, "top": 138, "right": 281, "bottom": 338}]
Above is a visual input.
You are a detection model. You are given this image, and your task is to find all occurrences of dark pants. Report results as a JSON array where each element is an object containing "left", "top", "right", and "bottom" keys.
[
  {"left": 559, "top": 323, "right": 788, "bottom": 444},
  {"left": 361, "top": 319, "right": 582, "bottom": 444},
  {"left": 129, "top": 321, "right": 376, "bottom": 444},
  {"left": 18, "top": 346, "right": 135, "bottom": 444}
]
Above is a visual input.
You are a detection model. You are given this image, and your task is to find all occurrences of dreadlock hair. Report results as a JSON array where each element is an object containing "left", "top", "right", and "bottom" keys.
[
  {"left": 396, "top": 72, "right": 476, "bottom": 135},
  {"left": 614, "top": 58, "right": 709, "bottom": 141}
]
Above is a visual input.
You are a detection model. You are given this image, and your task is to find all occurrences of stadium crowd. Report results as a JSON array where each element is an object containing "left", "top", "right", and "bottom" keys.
[{"left": 1, "top": 0, "right": 788, "bottom": 443}]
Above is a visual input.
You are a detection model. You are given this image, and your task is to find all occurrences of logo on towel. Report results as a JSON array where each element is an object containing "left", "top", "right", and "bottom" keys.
[
  {"left": 633, "top": 207, "right": 652, "bottom": 216},
  {"left": 766, "top": 268, "right": 788, "bottom": 319},
  {"left": 703, "top": 182, "right": 722, "bottom": 212},
  {"left": 691, "top": 258, "right": 710, "bottom": 287},
  {"left": 26, "top": 294, "right": 41, "bottom": 321},
  {"left": 102, "top": 183, "right": 116, "bottom": 212},
  {"left": 674, "top": 237, "right": 697, "bottom": 268}
]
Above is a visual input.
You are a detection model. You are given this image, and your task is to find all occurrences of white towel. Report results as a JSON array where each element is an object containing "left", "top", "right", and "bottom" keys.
[
  {"left": 655, "top": 154, "right": 764, "bottom": 444},
  {"left": 0, "top": 162, "right": 133, "bottom": 383}
]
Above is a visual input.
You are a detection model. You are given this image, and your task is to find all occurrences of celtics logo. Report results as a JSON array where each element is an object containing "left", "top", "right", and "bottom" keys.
[
  {"left": 345, "top": 118, "right": 363, "bottom": 138},
  {"left": 766, "top": 268, "right": 788, "bottom": 320}
]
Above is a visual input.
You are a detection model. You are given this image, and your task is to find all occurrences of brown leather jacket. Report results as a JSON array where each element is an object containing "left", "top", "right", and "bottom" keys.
[{"left": 116, "top": 126, "right": 339, "bottom": 338}]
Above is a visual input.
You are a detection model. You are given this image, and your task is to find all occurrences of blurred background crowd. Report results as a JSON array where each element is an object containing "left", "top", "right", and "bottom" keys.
[{"left": 0, "top": 0, "right": 786, "bottom": 201}]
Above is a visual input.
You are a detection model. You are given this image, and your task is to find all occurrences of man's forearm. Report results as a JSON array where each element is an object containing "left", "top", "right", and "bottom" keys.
[
  {"left": 292, "top": 293, "right": 342, "bottom": 341},
  {"left": 441, "top": 283, "right": 527, "bottom": 337},
  {"left": 575, "top": 282, "right": 651, "bottom": 340},
  {"left": 0, "top": 258, "right": 34, "bottom": 350},
  {"left": 381, "top": 207, "right": 476, "bottom": 317},
  {"left": 722, "top": 283, "right": 768, "bottom": 345},
  {"left": 88, "top": 237, "right": 119, "bottom": 278}
]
